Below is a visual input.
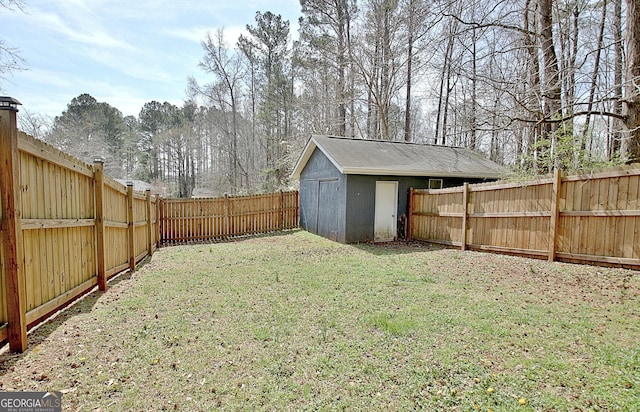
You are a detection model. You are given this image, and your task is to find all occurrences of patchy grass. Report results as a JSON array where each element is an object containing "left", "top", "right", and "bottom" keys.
[{"left": 1, "top": 230, "right": 639, "bottom": 411}]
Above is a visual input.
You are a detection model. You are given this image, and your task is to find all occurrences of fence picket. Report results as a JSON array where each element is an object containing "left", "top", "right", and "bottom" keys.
[
  {"left": 410, "top": 168, "right": 640, "bottom": 268},
  {"left": 0, "top": 126, "right": 159, "bottom": 352},
  {"left": 158, "top": 192, "right": 299, "bottom": 245}
]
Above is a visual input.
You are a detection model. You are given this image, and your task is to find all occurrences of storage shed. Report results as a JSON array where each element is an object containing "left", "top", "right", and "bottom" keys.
[{"left": 291, "top": 135, "right": 503, "bottom": 243}]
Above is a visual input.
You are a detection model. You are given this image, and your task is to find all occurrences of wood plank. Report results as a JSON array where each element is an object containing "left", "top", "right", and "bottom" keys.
[
  {"left": 563, "top": 168, "right": 640, "bottom": 182},
  {"left": 461, "top": 183, "right": 468, "bottom": 250},
  {"left": 548, "top": 169, "right": 562, "bottom": 261},
  {"left": 555, "top": 251, "right": 640, "bottom": 266},
  {"left": 21, "top": 219, "right": 95, "bottom": 229},
  {"left": 105, "top": 220, "right": 129, "bottom": 229},
  {"left": 53, "top": 165, "right": 63, "bottom": 299},
  {"left": 516, "top": 187, "right": 526, "bottom": 249},
  {"left": 594, "top": 179, "right": 608, "bottom": 256},
  {"left": 415, "top": 211, "right": 553, "bottom": 218},
  {"left": 135, "top": 251, "right": 148, "bottom": 264},
  {"left": 146, "top": 190, "right": 153, "bottom": 256},
  {"left": 17, "top": 136, "right": 93, "bottom": 178},
  {"left": 411, "top": 212, "right": 464, "bottom": 218},
  {"left": 127, "top": 184, "right": 135, "bottom": 270},
  {"left": 466, "top": 243, "right": 548, "bottom": 258},
  {"left": 528, "top": 215, "right": 538, "bottom": 251},
  {"left": 624, "top": 176, "right": 639, "bottom": 258},
  {"left": 469, "top": 178, "right": 553, "bottom": 192},
  {"left": 584, "top": 182, "right": 597, "bottom": 256},
  {"left": 1, "top": 110, "right": 28, "bottom": 352},
  {"left": 69, "top": 171, "right": 80, "bottom": 289},
  {"left": 94, "top": 160, "right": 106, "bottom": 291},
  {"left": 23, "top": 230, "right": 35, "bottom": 311},
  {"left": 31, "top": 228, "right": 43, "bottom": 310},
  {"left": 613, "top": 177, "right": 630, "bottom": 258},
  {"left": 105, "top": 261, "right": 129, "bottom": 279},
  {"left": 498, "top": 189, "right": 507, "bottom": 247},
  {"left": 104, "top": 178, "right": 128, "bottom": 195},
  {"left": 25, "top": 277, "right": 98, "bottom": 325}
]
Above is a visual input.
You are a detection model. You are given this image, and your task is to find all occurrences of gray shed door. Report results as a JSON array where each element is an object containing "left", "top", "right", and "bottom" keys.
[
  {"left": 374, "top": 181, "right": 398, "bottom": 242},
  {"left": 317, "top": 179, "right": 339, "bottom": 241}
]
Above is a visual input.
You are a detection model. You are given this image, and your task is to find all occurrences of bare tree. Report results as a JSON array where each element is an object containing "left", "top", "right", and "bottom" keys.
[
  {"left": 196, "top": 29, "right": 246, "bottom": 192},
  {"left": 18, "top": 109, "right": 52, "bottom": 140},
  {"left": 0, "top": 0, "right": 25, "bottom": 88},
  {"left": 610, "top": 0, "right": 624, "bottom": 159},
  {"left": 622, "top": 0, "right": 640, "bottom": 161}
]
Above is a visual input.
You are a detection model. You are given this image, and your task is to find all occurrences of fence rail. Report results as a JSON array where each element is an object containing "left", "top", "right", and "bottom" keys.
[
  {"left": 409, "top": 168, "right": 640, "bottom": 269},
  {"left": 160, "top": 191, "right": 299, "bottom": 245},
  {"left": 1, "top": 106, "right": 299, "bottom": 353},
  {"left": 0, "top": 106, "right": 159, "bottom": 352}
]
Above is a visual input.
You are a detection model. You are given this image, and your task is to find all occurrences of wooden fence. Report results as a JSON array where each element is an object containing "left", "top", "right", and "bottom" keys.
[
  {"left": 409, "top": 167, "right": 640, "bottom": 269},
  {"left": 160, "top": 191, "right": 299, "bottom": 245},
  {"left": 0, "top": 106, "right": 158, "bottom": 352}
]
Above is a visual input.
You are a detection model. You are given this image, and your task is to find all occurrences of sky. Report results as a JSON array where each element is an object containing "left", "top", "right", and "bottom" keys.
[{"left": 0, "top": 0, "right": 301, "bottom": 119}]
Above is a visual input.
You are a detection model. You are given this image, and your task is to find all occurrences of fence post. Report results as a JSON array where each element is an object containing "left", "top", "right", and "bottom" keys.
[
  {"left": 407, "top": 188, "right": 414, "bottom": 241},
  {"left": 461, "top": 183, "right": 469, "bottom": 251},
  {"left": 155, "top": 195, "right": 161, "bottom": 248},
  {"left": 0, "top": 97, "right": 28, "bottom": 352},
  {"left": 146, "top": 189, "right": 153, "bottom": 257},
  {"left": 158, "top": 199, "right": 162, "bottom": 246},
  {"left": 224, "top": 194, "right": 230, "bottom": 238},
  {"left": 280, "top": 190, "right": 285, "bottom": 230},
  {"left": 548, "top": 169, "right": 562, "bottom": 262},
  {"left": 296, "top": 190, "right": 300, "bottom": 227},
  {"left": 126, "top": 182, "right": 136, "bottom": 271},
  {"left": 93, "top": 158, "right": 107, "bottom": 291}
]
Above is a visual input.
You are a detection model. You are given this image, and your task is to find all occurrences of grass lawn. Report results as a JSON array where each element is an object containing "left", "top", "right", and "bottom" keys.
[{"left": 1, "top": 230, "right": 639, "bottom": 411}]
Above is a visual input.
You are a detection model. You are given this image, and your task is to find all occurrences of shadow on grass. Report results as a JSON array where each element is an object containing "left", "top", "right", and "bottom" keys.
[
  {"left": 159, "top": 228, "right": 452, "bottom": 258},
  {"left": 159, "top": 228, "right": 303, "bottom": 247},
  {"left": 205, "top": 228, "right": 452, "bottom": 257},
  {"left": 350, "top": 240, "right": 451, "bottom": 256},
  {"left": 0, "top": 258, "right": 145, "bottom": 368}
]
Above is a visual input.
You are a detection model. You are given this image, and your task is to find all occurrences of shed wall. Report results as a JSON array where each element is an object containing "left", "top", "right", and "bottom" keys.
[
  {"left": 299, "top": 149, "right": 347, "bottom": 242},
  {"left": 298, "top": 146, "right": 495, "bottom": 243},
  {"left": 344, "top": 176, "right": 490, "bottom": 243}
]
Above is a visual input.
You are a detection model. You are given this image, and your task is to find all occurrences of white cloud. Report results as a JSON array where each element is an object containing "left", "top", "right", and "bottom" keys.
[
  {"left": 24, "top": 5, "right": 135, "bottom": 50},
  {"left": 2, "top": 0, "right": 303, "bottom": 119},
  {"left": 165, "top": 26, "right": 211, "bottom": 44},
  {"left": 14, "top": 68, "right": 76, "bottom": 89},
  {"left": 166, "top": 25, "right": 249, "bottom": 47},
  {"left": 80, "top": 47, "right": 178, "bottom": 84}
]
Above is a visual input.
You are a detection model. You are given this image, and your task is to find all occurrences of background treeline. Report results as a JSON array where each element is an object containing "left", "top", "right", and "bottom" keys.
[{"left": 16, "top": 0, "right": 640, "bottom": 197}]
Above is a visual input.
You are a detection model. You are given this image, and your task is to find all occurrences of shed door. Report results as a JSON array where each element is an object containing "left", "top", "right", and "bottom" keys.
[
  {"left": 317, "top": 179, "right": 339, "bottom": 241},
  {"left": 374, "top": 181, "right": 398, "bottom": 242}
]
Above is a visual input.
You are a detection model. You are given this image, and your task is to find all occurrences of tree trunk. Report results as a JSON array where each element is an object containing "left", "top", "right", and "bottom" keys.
[
  {"left": 538, "top": 0, "right": 562, "bottom": 169},
  {"left": 623, "top": 0, "right": 640, "bottom": 162},
  {"left": 611, "top": 0, "right": 623, "bottom": 159},
  {"left": 581, "top": 0, "right": 607, "bottom": 164},
  {"left": 337, "top": 0, "right": 347, "bottom": 136},
  {"left": 404, "top": 0, "right": 415, "bottom": 142},
  {"left": 470, "top": 27, "right": 477, "bottom": 150},
  {"left": 435, "top": 33, "right": 455, "bottom": 145}
]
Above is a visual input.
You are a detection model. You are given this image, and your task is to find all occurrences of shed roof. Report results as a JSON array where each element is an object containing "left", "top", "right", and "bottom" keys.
[
  {"left": 291, "top": 135, "right": 504, "bottom": 179},
  {"left": 114, "top": 179, "right": 152, "bottom": 192}
]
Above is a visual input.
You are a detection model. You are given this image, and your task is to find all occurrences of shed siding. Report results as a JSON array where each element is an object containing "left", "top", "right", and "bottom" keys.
[
  {"left": 344, "top": 175, "right": 489, "bottom": 242},
  {"left": 344, "top": 175, "right": 433, "bottom": 242},
  {"left": 299, "top": 148, "right": 347, "bottom": 242},
  {"left": 299, "top": 146, "right": 495, "bottom": 243}
]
